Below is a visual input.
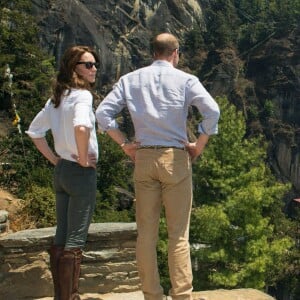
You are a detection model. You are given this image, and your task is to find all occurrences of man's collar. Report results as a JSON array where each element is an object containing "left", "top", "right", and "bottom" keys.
[{"left": 151, "top": 60, "right": 174, "bottom": 67}]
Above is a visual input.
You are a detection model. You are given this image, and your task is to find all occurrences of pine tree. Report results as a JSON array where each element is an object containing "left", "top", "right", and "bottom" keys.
[{"left": 190, "top": 96, "right": 294, "bottom": 290}]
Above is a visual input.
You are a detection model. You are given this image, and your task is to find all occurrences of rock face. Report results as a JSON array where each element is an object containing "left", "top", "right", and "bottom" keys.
[
  {"left": 0, "top": 223, "right": 275, "bottom": 300},
  {"left": 32, "top": 0, "right": 204, "bottom": 86},
  {"left": 245, "top": 32, "right": 300, "bottom": 194}
]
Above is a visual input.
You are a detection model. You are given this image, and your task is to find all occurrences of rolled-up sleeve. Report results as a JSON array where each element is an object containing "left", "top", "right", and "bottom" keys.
[
  {"left": 96, "top": 81, "right": 126, "bottom": 131},
  {"left": 73, "top": 91, "right": 93, "bottom": 128},
  {"left": 25, "top": 100, "right": 51, "bottom": 138},
  {"left": 187, "top": 78, "right": 220, "bottom": 135}
]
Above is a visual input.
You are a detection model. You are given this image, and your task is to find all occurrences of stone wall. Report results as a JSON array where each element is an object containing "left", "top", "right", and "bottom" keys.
[
  {"left": 0, "top": 222, "right": 276, "bottom": 300},
  {"left": 0, "top": 223, "right": 140, "bottom": 299}
]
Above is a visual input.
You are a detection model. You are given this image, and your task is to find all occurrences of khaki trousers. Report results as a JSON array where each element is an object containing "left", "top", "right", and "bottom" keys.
[{"left": 134, "top": 148, "right": 193, "bottom": 300}]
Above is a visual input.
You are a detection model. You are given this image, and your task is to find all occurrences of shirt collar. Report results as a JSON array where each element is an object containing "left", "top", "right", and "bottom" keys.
[{"left": 151, "top": 60, "right": 174, "bottom": 68}]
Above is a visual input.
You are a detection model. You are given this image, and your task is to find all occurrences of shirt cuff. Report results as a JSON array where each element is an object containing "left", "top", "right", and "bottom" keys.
[
  {"left": 98, "top": 120, "right": 119, "bottom": 132},
  {"left": 198, "top": 123, "right": 218, "bottom": 135},
  {"left": 25, "top": 130, "right": 46, "bottom": 139},
  {"left": 73, "top": 120, "right": 93, "bottom": 129}
]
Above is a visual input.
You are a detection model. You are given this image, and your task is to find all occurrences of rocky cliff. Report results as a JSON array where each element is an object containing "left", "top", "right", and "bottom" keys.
[
  {"left": 32, "top": 0, "right": 203, "bottom": 86},
  {"left": 245, "top": 31, "right": 300, "bottom": 194},
  {"left": 30, "top": 0, "right": 300, "bottom": 199}
]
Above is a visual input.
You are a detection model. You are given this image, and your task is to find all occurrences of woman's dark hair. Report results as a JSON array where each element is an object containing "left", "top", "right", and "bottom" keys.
[{"left": 51, "top": 46, "right": 99, "bottom": 108}]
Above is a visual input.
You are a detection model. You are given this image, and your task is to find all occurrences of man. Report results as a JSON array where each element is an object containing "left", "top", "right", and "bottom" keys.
[{"left": 96, "top": 33, "right": 220, "bottom": 300}]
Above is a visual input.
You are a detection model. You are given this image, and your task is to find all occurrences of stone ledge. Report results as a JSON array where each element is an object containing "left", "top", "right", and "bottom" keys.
[
  {"left": 193, "top": 288, "right": 275, "bottom": 300},
  {"left": 0, "top": 223, "right": 137, "bottom": 248},
  {"left": 34, "top": 289, "right": 275, "bottom": 300}
]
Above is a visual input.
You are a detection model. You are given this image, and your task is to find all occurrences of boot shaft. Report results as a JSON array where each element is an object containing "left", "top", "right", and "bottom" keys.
[
  {"left": 48, "top": 245, "right": 64, "bottom": 299},
  {"left": 59, "top": 248, "right": 82, "bottom": 300}
]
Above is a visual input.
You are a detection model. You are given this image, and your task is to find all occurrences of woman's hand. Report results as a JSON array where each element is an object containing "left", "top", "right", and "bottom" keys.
[{"left": 71, "top": 153, "right": 97, "bottom": 169}]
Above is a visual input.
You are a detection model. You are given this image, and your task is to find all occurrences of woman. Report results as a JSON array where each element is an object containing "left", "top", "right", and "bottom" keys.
[{"left": 26, "top": 45, "right": 99, "bottom": 300}]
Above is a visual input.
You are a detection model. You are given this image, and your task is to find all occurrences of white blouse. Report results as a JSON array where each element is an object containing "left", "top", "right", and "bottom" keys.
[{"left": 26, "top": 89, "right": 98, "bottom": 162}]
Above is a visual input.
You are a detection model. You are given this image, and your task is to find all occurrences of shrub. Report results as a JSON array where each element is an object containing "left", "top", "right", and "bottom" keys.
[{"left": 23, "top": 184, "right": 56, "bottom": 228}]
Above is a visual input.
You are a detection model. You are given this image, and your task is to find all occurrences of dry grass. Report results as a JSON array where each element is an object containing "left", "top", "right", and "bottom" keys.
[{"left": 0, "top": 189, "right": 36, "bottom": 232}]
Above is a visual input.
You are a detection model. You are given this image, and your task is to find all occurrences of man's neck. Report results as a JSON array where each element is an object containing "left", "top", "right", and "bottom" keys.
[{"left": 154, "top": 56, "right": 175, "bottom": 67}]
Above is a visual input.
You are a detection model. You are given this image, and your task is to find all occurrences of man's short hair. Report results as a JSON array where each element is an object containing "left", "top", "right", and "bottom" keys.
[{"left": 150, "top": 33, "right": 179, "bottom": 57}]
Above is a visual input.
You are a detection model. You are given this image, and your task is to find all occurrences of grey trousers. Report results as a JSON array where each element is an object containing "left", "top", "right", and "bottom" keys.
[{"left": 53, "top": 159, "right": 96, "bottom": 249}]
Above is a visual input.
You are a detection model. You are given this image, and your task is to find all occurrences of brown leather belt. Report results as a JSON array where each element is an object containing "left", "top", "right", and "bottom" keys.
[{"left": 139, "top": 145, "right": 185, "bottom": 150}]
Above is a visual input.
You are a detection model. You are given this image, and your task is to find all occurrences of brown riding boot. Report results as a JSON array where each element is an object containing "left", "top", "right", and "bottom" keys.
[
  {"left": 71, "top": 248, "right": 82, "bottom": 298},
  {"left": 59, "top": 248, "right": 82, "bottom": 300},
  {"left": 48, "top": 245, "right": 64, "bottom": 300}
]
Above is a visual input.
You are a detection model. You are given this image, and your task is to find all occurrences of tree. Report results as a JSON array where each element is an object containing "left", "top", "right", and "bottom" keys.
[
  {"left": 202, "top": 0, "right": 240, "bottom": 49},
  {"left": 0, "top": 0, "right": 55, "bottom": 123},
  {"left": 190, "top": 96, "right": 294, "bottom": 290},
  {"left": 93, "top": 132, "right": 135, "bottom": 222},
  {"left": 236, "top": 0, "right": 300, "bottom": 52},
  {"left": 0, "top": 0, "right": 55, "bottom": 194}
]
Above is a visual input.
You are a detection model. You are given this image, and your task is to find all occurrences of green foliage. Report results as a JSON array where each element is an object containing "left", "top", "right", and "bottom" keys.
[
  {"left": 93, "top": 191, "right": 135, "bottom": 223},
  {"left": 236, "top": 0, "right": 300, "bottom": 52},
  {"left": 184, "top": 26, "right": 204, "bottom": 52},
  {"left": 0, "top": 0, "right": 55, "bottom": 196},
  {"left": 190, "top": 205, "right": 230, "bottom": 244},
  {"left": 263, "top": 99, "right": 277, "bottom": 119},
  {"left": 157, "top": 215, "right": 171, "bottom": 294},
  {"left": 184, "top": 1, "right": 300, "bottom": 53},
  {"left": 0, "top": 131, "right": 53, "bottom": 194},
  {"left": 96, "top": 133, "right": 134, "bottom": 207},
  {"left": 23, "top": 184, "right": 56, "bottom": 228},
  {"left": 0, "top": 0, "right": 55, "bottom": 126},
  {"left": 93, "top": 207, "right": 135, "bottom": 223},
  {"left": 202, "top": 0, "right": 240, "bottom": 49},
  {"left": 87, "top": 132, "right": 136, "bottom": 223},
  {"left": 193, "top": 96, "right": 266, "bottom": 204},
  {"left": 238, "top": 21, "right": 275, "bottom": 54},
  {"left": 190, "top": 96, "right": 294, "bottom": 290}
]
